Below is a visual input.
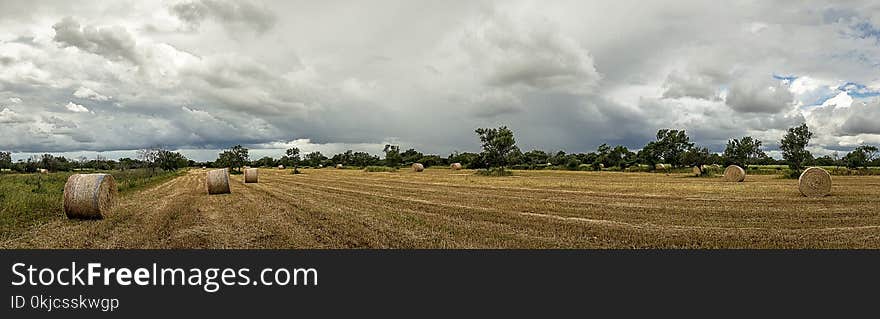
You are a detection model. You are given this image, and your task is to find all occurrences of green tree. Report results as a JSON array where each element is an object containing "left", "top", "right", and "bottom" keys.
[
  {"left": 253, "top": 156, "right": 277, "bottom": 167},
  {"left": 117, "top": 157, "right": 138, "bottom": 170},
  {"left": 350, "top": 151, "right": 380, "bottom": 167},
  {"left": 722, "top": 136, "right": 767, "bottom": 168},
  {"left": 304, "top": 151, "right": 327, "bottom": 167},
  {"left": 607, "top": 145, "right": 635, "bottom": 170},
  {"left": 637, "top": 141, "right": 661, "bottom": 171},
  {"left": 475, "top": 126, "right": 517, "bottom": 175},
  {"left": 652, "top": 129, "right": 693, "bottom": 167},
  {"left": 283, "top": 147, "right": 301, "bottom": 168},
  {"left": 549, "top": 151, "right": 568, "bottom": 166},
  {"left": 137, "top": 147, "right": 161, "bottom": 175},
  {"left": 217, "top": 145, "right": 250, "bottom": 172},
  {"left": 39, "top": 154, "right": 57, "bottom": 171},
  {"left": 331, "top": 150, "right": 354, "bottom": 166},
  {"left": 417, "top": 155, "right": 443, "bottom": 167},
  {"left": 522, "top": 150, "right": 550, "bottom": 168},
  {"left": 383, "top": 145, "right": 401, "bottom": 167},
  {"left": 448, "top": 151, "right": 481, "bottom": 168},
  {"left": 843, "top": 145, "right": 878, "bottom": 169},
  {"left": 593, "top": 144, "right": 611, "bottom": 169},
  {"left": 681, "top": 146, "right": 711, "bottom": 174},
  {"left": 780, "top": 123, "right": 813, "bottom": 173},
  {"left": 156, "top": 150, "right": 189, "bottom": 171},
  {"left": 400, "top": 148, "right": 423, "bottom": 165},
  {"left": 23, "top": 157, "right": 38, "bottom": 173},
  {"left": 813, "top": 155, "right": 836, "bottom": 166},
  {"left": 0, "top": 151, "right": 11, "bottom": 170}
]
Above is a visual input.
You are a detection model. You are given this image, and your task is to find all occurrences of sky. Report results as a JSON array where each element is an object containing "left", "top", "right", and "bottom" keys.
[{"left": 1, "top": 0, "right": 879, "bottom": 162}]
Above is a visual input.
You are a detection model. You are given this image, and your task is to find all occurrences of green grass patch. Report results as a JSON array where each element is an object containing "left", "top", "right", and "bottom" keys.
[{"left": 0, "top": 168, "right": 182, "bottom": 242}]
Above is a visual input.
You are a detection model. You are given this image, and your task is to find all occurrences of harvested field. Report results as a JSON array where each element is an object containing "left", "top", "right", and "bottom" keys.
[{"left": 3, "top": 168, "right": 880, "bottom": 248}]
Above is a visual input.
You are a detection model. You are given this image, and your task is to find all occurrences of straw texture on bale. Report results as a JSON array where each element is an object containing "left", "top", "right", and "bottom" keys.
[
  {"left": 692, "top": 166, "right": 702, "bottom": 177},
  {"left": 450, "top": 163, "right": 462, "bottom": 170},
  {"left": 723, "top": 165, "right": 746, "bottom": 182},
  {"left": 63, "top": 174, "right": 117, "bottom": 219},
  {"left": 206, "top": 169, "right": 231, "bottom": 195},
  {"left": 336, "top": 164, "right": 343, "bottom": 169},
  {"left": 799, "top": 167, "right": 832, "bottom": 197},
  {"left": 244, "top": 168, "right": 259, "bottom": 183},
  {"left": 412, "top": 163, "right": 424, "bottom": 172}
]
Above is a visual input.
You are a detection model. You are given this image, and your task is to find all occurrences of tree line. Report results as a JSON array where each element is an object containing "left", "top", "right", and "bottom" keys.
[
  {"left": 2, "top": 123, "right": 877, "bottom": 175},
  {"left": 0, "top": 148, "right": 191, "bottom": 174},
  {"left": 204, "top": 123, "right": 878, "bottom": 176}
]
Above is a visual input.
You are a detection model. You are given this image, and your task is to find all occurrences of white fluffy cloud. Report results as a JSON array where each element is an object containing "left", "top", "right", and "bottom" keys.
[
  {"left": 73, "top": 87, "right": 110, "bottom": 101},
  {"left": 0, "top": 107, "right": 26, "bottom": 123},
  {"left": 64, "top": 102, "right": 90, "bottom": 113}
]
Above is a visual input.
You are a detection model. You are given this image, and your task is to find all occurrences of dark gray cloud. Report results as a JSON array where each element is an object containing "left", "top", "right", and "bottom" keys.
[
  {"left": 52, "top": 17, "right": 141, "bottom": 64},
  {"left": 458, "top": 7, "right": 601, "bottom": 94},
  {"left": 725, "top": 77, "right": 794, "bottom": 113},
  {"left": 841, "top": 100, "right": 880, "bottom": 135},
  {"left": 662, "top": 71, "right": 722, "bottom": 100}
]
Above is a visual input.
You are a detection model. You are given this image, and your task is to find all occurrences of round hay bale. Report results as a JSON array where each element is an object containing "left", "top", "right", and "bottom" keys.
[
  {"left": 799, "top": 167, "right": 831, "bottom": 197},
  {"left": 38, "top": 168, "right": 49, "bottom": 174},
  {"left": 450, "top": 163, "right": 462, "bottom": 170},
  {"left": 278, "top": 165, "right": 285, "bottom": 169},
  {"left": 206, "top": 169, "right": 230, "bottom": 195},
  {"left": 412, "top": 163, "right": 424, "bottom": 172},
  {"left": 244, "top": 168, "right": 258, "bottom": 183},
  {"left": 692, "top": 166, "right": 702, "bottom": 177},
  {"left": 723, "top": 165, "right": 746, "bottom": 182},
  {"left": 63, "top": 173, "right": 117, "bottom": 219},
  {"left": 336, "top": 164, "right": 343, "bottom": 169},
  {"left": 655, "top": 163, "right": 667, "bottom": 171}
]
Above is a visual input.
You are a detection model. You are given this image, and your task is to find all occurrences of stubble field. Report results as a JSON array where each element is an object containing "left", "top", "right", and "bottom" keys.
[{"left": 3, "top": 168, "right": 880, "bottom": 248}]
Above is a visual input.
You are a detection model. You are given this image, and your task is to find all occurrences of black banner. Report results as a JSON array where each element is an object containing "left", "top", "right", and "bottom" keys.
[{"left": 2, "top": 250, "right": 878, "bottom": 317}]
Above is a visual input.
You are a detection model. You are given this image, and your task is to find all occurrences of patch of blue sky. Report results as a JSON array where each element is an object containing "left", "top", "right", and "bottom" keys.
[
  {"left": 809, "top": 92, "right": 842, "bottom": 106},
  {"left": 838, "top": 82, "right": 880, "bottom": 98},
  {"left": 801, "top": 82, "right": 879, "bottom": 108},
  {"left": 771, "top": 73, "right": 831, "bottom": 106},
  {"left": 851, "top": 21, "right": 880, "bottom": 40}
]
